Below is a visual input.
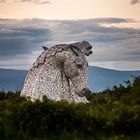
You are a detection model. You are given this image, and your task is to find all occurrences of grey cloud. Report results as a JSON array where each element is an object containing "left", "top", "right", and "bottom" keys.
[
  {"left": 0, "top": 37, "right": 35, "bottom": 57},
  {"left": 131, "top": 0, "right": 140, "bottom": 4},
  {"left": 50, "top": 18, "right": 138, "bottom": 44},
  {"left": 0, "top": 28, "right": 49, "bottom": 38},
  {"left": 88, "top": 37, "right": 140, "bottom": 63},
  {"left": 90, "top": 18, "right": 135, "bottom": 24},
  {"left": 0, "top": 18, "right": 140, "bottom": 70},
  {"left": 0, "top": 20, "right": 51, "bottom": 58}
]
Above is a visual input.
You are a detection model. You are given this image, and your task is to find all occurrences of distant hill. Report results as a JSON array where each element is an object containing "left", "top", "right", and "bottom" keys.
[
  {"left": 88, "top": 66, "right": 140, "bottom": 92},
  {"left": 0, "top": 69, "right": 27, "bottom": 92},
  {"left": 0, "top": 66, "right": 140, "bottom": 92}
]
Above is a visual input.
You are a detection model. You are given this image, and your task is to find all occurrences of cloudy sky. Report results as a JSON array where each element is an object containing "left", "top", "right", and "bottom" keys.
[{"left": 0, "top": 0, "right": 140, "bottom": 70}]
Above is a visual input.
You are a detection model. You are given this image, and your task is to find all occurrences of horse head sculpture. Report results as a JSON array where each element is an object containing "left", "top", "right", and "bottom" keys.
[{"left": 21, "top": 41, "right": 93, "bottom": 103}]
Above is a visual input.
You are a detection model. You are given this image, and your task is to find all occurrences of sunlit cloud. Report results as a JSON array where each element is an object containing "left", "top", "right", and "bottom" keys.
[
  {"left": 0, "top": 0, "right": 5, "bottom": 2},
  {"left": 16, "top": 0, "right": 50, "bottom": 4},
  {"left": 0, "top": 0, "right": 50, "bottom": 4}
]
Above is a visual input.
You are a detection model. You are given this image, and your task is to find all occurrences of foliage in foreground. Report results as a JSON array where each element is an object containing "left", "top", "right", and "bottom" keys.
[{"left": 0, "top": 77, "right": 140, "bottom": 140}]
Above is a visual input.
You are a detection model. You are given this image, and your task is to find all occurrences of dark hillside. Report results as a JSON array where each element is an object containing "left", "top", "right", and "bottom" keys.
[
  {"left": 88, "top": 66, "right": 140, "bottom": 92},
  {"left": 0, "top": 68, "right": 27, "bottom": 91}
]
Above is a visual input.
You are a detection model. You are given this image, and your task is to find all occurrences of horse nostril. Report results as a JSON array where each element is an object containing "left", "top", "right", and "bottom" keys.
[{"left": 85, "top": 50, "right": 92, "bottom": 56}]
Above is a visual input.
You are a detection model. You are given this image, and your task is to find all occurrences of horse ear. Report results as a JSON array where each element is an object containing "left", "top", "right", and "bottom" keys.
[{"left": 42, "top": 46, "right": 48, "bottom": 51}]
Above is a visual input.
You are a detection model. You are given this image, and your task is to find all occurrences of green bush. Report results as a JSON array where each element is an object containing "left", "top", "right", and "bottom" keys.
[{"left": 0, "top": 77, "right": 140, "bottom": 140}]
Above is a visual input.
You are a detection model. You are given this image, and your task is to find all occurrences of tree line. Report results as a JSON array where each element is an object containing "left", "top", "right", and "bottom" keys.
[{"left": 0, "top": 77, "right": 140, "bottom": 140}]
